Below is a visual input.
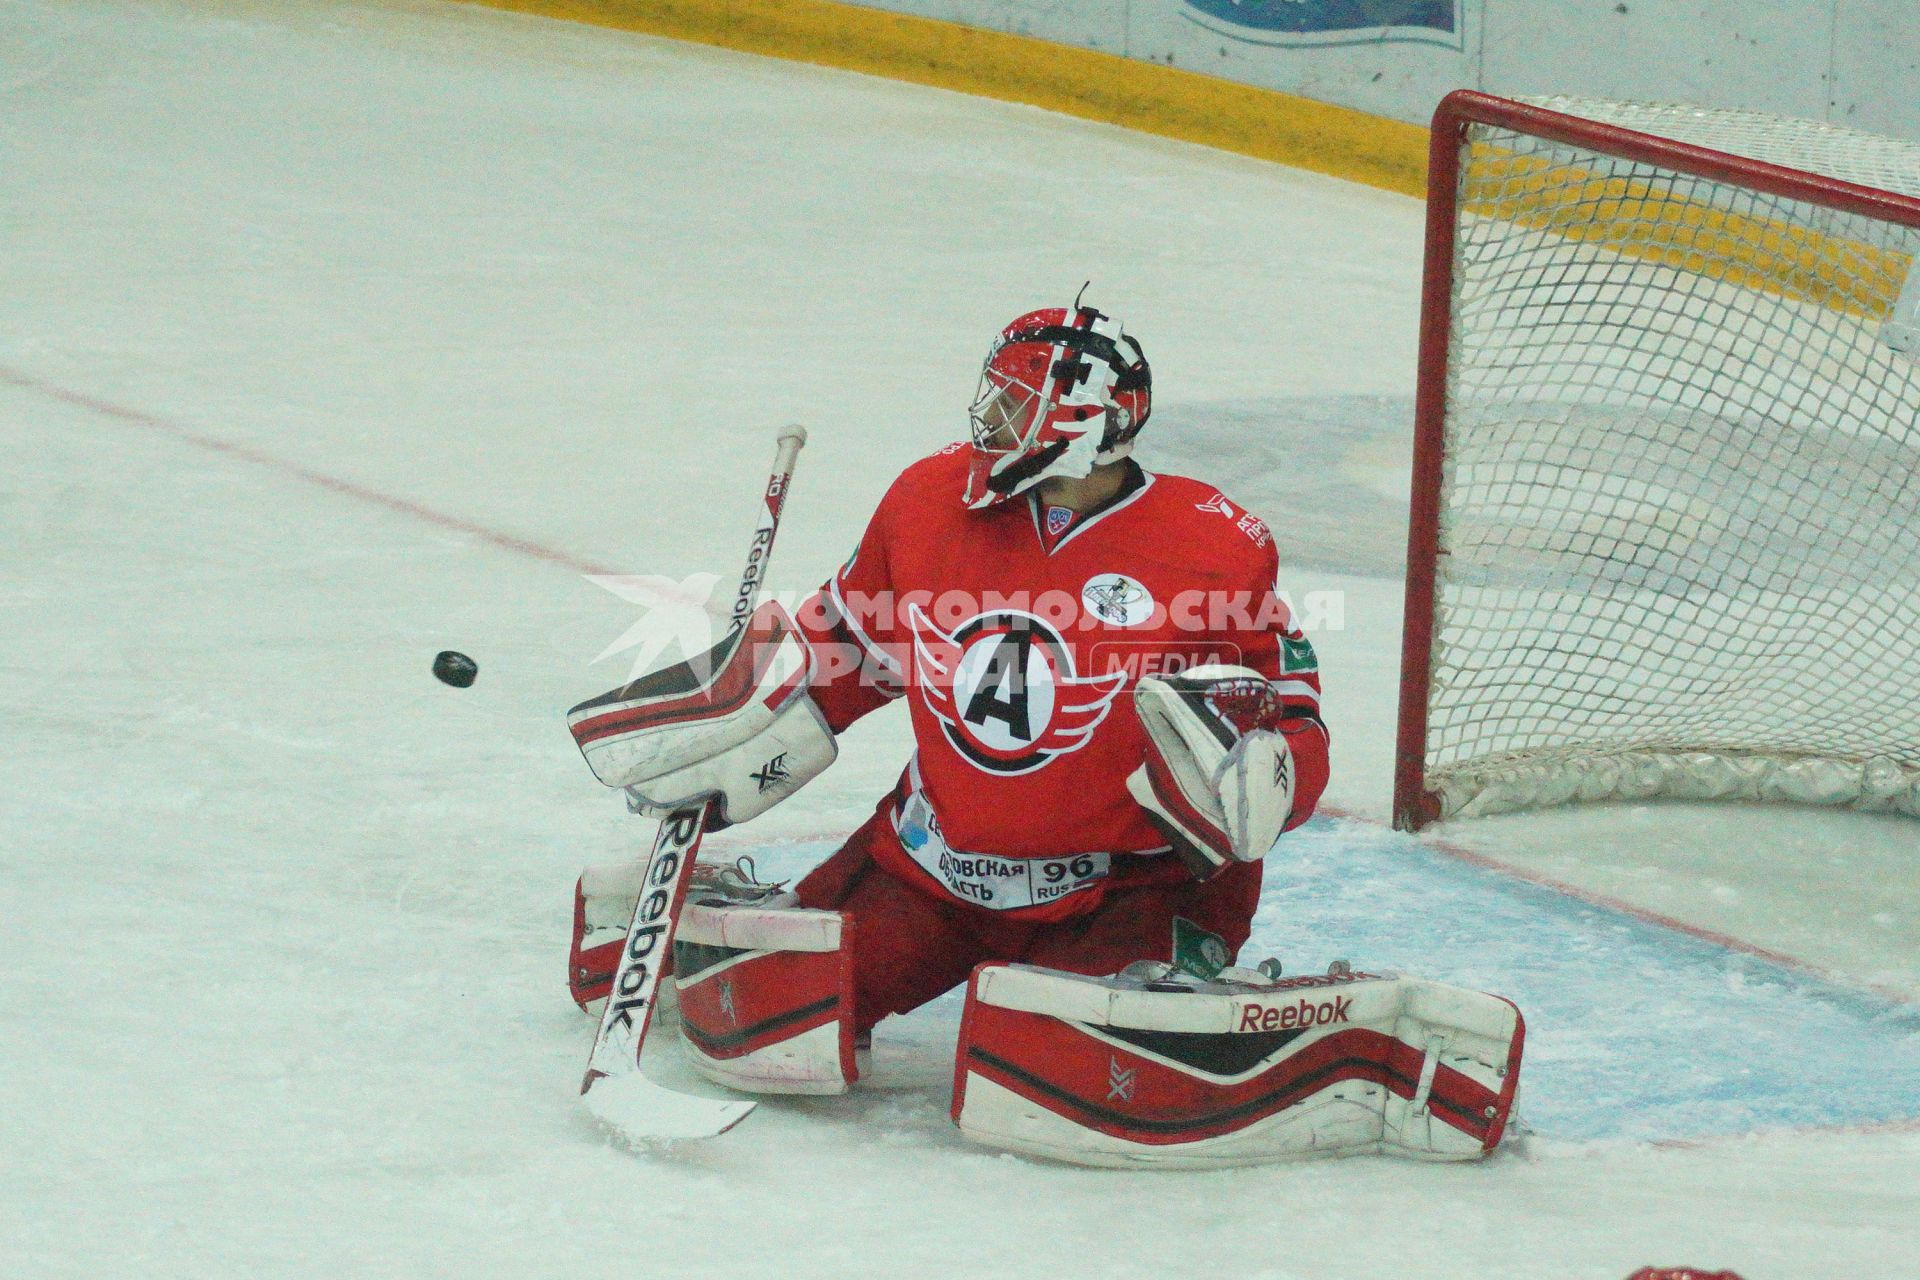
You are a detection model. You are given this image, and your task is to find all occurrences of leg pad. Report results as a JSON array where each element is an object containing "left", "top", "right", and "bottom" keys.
[
  {"left": 674, "top": 899, "right": 860, "bottom": 1095},
  {"left": 952, "top": 962, "right": 1523, "bottom": 1167}
]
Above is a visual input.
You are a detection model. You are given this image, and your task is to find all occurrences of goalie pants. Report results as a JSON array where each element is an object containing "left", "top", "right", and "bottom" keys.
[{"left": 794, "top": 798, "right": 1262, "bottom": 1036}]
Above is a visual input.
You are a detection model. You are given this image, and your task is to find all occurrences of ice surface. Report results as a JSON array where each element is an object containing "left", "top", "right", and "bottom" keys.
[
  {"left": 581, "top": 1069, "right": 757, "bottom": 1142},
  {"left": 2, "top": 1, "right": 1915, "bottom": 1278}
]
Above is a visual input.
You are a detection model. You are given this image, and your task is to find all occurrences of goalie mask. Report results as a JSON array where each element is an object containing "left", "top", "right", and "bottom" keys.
[{"left": 963, "top": 301, "right": 1151, "bottom": 509}]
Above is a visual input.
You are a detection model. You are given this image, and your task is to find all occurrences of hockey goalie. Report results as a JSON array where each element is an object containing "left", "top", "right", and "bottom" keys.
[{"left": 567, "top": 299, "right": 1525, "bottom": 1166}]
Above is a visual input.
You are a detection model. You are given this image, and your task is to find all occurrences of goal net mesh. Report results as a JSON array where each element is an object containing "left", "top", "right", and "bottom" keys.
[{"left": 1421, "top": 97, "right": 1920, "bottom": 821}]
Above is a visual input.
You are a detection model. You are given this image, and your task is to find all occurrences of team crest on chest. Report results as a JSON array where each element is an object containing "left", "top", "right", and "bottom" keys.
[
  {"left": 908, "top": 604, "right": 1125, "bottom": 775},
  {"left": 1081, "top": 572, "right": 1155, "bottom": 627}
]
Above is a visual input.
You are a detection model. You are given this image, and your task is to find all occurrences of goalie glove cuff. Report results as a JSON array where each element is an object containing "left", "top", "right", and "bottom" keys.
[
  {"left": 624, "top": 692, "right": 835, "bottom": 826},
  {"left": 1127, "top": 665, "right": 1297, "bottom": 879}
]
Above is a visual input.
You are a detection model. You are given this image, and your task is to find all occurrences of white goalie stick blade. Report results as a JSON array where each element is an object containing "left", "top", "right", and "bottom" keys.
[
  {"left": 580, "top": 800, "right": 758, "bottom": 1140},
  {"left": 582, "top": 1068, "right": 756, "bottom": 1143}
]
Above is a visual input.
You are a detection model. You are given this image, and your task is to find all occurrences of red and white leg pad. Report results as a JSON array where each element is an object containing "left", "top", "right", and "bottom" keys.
[
  {"left": 672, "top": 897, "right": 860, "bottom": 1095},
  {"left": 951, "top": 962, "right": 1524, "bottom": 1168},
  {"left": 567, "top": 856, "right": 795, "bottom": 1016},
  {"left": 568, "top": 861, "right": 655, "bottom": 1016}
]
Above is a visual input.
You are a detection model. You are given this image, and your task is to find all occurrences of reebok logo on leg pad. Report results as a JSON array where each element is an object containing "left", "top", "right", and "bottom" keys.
[{"left": 951, "top": 961, "right": 1524, "bottom": 1168}]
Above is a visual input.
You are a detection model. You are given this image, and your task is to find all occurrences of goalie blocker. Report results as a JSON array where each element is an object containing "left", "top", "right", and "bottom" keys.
[
  {"left": 952, "top": 961, "right": 1523, "bottom": 1167},
  {"left": 565, "top": 599, "right": 835, "bottom": 828}
]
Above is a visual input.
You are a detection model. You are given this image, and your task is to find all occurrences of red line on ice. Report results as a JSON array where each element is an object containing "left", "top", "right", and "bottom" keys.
[{"left": 0, "top": 363, "right": 621, "bottom": 578}]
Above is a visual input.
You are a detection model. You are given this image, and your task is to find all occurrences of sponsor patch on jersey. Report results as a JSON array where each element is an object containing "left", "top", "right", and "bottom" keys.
[
  {"left": 1081, "top": 572, "right": 1155, "bottom": 627},
  {"left": 908, "top": 604, "right": 1125, "bottom": 776},
  {"left": 1197, "top": 493, "right": 1270, "bottom": 546},
  {"left": 1172, "top": 916, "right": 1230, "bottom": 980},
  {"left": 892, "top": 781, "right": 1111, "bottom": 909},
  {"left": 1281, "top": 632, "right": 1319, "bottom": 674}
]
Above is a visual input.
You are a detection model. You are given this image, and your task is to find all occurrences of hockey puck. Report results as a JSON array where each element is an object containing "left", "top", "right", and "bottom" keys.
[{"left": 433, "top": 650, "right": 477, "bottom": 688}]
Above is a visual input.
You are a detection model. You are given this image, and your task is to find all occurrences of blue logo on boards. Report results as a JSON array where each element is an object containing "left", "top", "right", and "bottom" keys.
[{"left": 1183, "top": 0, "right": 1463, "bottom": 49}]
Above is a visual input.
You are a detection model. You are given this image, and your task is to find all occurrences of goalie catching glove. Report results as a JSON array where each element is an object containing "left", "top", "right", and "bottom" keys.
[
  {"left": 1127, "top": 664, "right": 1311, "bottom": 879},
  {"left": 565, "top": 600, "right": 835, "bottom": 826}
]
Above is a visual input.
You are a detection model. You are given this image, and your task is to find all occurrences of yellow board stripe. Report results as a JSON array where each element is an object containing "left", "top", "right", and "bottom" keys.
[
  {"left": 443, "top": 3, "right": 1910, "bottom": 318},
  {"left": 450, "top": 0, "right": 1431, "bottom": 197},
  {"left": 1464, "top": 144, "right": 1911, "bottom": 321}
]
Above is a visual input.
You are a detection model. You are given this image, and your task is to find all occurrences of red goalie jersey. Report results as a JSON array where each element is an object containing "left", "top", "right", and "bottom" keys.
[{"left": 795, "top": 444, "right": 1329, "bottom": 923}]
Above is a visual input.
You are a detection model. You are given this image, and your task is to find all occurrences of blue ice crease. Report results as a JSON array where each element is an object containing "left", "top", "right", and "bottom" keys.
[
  {"left": 1253, "top": 817, "right": 1920, "bottom": 1142},
  {"left": 736, "top": 818, "right": 1920, "bottom": 1142}
]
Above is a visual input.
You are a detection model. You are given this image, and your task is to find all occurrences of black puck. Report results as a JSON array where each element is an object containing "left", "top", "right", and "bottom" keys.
[{"left": 433, "top": 650, "right": 477, "bottom": 688}]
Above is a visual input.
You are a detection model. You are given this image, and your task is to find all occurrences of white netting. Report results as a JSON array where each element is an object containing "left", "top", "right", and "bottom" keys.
[
  {"left": 1516, "top": 97, "right": 1920, "bottom": 200},
  {"left": 1421, "top": 98, "right": 1920, "bottom": 822}
]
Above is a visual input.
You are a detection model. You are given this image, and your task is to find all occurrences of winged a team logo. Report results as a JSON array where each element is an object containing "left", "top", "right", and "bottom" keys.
[{"left": 908, "top": 604, "right": 1125, "bottom": 775}]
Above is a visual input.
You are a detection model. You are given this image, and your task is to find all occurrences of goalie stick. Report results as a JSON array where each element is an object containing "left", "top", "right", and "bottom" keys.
[{"left": 575, "top": 424, "right": 808, "bottom": 1141}]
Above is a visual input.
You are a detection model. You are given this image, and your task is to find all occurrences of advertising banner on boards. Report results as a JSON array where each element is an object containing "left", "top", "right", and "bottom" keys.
[{"left": 1180, "top": 0, "right": 1465, "bottom": 50}]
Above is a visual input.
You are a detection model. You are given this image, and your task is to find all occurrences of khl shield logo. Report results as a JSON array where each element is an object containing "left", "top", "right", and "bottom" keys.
[{"left": 908, "top": 604, "right": 1125, "bottom": 776}]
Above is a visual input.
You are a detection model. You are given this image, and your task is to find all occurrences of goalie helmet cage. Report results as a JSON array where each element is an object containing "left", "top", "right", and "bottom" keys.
[{"left": 1394, "top": 90, "right": 1920, "bottom": 831}]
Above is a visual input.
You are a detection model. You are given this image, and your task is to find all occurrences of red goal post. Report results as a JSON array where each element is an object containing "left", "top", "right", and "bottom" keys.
[{"left": 1395, "top": 91, "right": 1920, "bottom": 831}]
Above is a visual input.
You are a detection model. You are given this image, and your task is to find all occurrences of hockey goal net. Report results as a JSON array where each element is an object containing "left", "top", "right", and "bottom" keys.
[{"left": 1395, "top": 91, "right": 1920, "bottom": 831}]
